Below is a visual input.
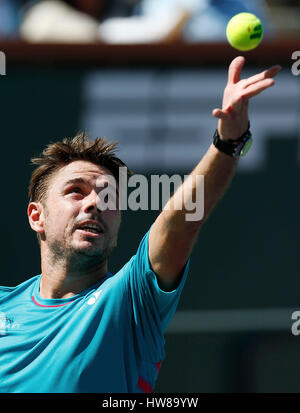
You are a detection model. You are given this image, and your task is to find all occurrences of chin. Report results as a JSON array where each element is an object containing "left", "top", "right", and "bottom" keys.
[
  {"left": 73, "top": 240, "right": 102, "bottom": 252},
  {"left": 70, "top": 233, "right": 115, "bottom": 259}
]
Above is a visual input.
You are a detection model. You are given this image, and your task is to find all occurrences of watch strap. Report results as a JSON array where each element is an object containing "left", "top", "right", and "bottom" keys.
[{"left": 213, "top": 122, "right": 252, "bottom": 159}]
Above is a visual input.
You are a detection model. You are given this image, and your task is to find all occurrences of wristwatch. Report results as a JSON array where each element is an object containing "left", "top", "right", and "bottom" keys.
[{"left": 213, "top": 122, "right": 253, "bottom": 159}]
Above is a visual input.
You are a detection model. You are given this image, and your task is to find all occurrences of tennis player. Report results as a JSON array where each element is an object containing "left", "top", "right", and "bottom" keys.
[{"left": 0, "top": 57, "right": 280, "bottom": 393}]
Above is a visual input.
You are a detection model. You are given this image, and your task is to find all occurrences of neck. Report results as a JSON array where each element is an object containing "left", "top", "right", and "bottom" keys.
[{"left": 39, "top": 247, "right": 108, "bottom": 299}]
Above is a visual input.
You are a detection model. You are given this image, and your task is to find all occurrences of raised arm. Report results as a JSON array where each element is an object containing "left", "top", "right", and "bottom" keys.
[{"left": 149, "top": 56, "right": 281, "bottom": 290}]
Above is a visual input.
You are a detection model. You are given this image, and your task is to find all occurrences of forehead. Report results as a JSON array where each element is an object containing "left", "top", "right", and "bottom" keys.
[{"left": 52, "top": 160, "right": 114, "bottom": 188}]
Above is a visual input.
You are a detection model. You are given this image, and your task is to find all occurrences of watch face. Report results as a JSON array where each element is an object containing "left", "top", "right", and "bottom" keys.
[{"left": 240, "top": 138, "right": 253, "bottom": 157}]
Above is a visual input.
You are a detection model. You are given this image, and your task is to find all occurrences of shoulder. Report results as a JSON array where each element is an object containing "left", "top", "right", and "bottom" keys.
[
  {"left": 0, "top": 285, "right": 14, "bottom": 299},
  {"left": 0, "top": 275, "right": 40, "bottom": 301}
]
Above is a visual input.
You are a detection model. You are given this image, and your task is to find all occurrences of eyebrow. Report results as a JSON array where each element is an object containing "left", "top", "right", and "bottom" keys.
[
  {"left": 63, "top": 178, "right": 91, "bottom": 187},
  {"left": 63, "top": 177, "right": 119, "bottom": 194}
]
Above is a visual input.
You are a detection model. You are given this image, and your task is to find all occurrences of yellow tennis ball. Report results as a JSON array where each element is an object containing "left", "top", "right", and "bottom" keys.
[{"left": 226, "top": 12, "right": 264, "bottom": 51}]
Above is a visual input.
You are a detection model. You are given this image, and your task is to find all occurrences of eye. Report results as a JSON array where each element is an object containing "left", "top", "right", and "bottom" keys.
[
  {"left": 70, "top": 187, "right": 82, "bottom": 193},
  {"left": 67, "top": 187, "right": 83, "bottom": 196}
]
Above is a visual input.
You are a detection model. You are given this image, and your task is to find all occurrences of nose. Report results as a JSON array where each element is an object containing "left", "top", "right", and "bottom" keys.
[{"left": 83, "top": 190, "right": 101, "bottom": 214}]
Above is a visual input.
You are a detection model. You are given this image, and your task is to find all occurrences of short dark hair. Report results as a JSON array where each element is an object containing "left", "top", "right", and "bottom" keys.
[{"left": 28, "top": 132, "right": 132, "bottom": 245}]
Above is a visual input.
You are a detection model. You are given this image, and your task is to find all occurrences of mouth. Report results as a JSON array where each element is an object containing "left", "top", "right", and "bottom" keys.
[
  {"left": 75, "top": 220, "right": 104, "bottom": 238},
  {"left": 76, "top": 228, "right": 102, "bottom": 238}
]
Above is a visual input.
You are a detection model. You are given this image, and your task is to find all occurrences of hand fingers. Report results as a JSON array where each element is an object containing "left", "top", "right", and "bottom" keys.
[
  {"left": 244, "top": 65, "right": 282, "bottom": 88},
  {"left": 227, "top": 56, "right": 246, "bottom": 84},
  {"left": 242, "top": 77, "right": 275, "bottom": 99}
]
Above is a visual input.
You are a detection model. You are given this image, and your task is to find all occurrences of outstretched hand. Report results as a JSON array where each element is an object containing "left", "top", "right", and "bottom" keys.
[{"left": 212, "top": 56, "right": 281, "bottom": 141}]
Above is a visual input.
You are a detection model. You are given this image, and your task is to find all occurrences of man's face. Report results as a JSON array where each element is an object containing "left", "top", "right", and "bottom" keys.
[{"left": 30, "top": 160, "right": 121, "bottom": 264}]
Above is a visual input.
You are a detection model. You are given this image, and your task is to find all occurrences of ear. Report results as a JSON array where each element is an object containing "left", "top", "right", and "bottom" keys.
[{"left": 27, "top": 202, "right": 45, "bottom": 236}]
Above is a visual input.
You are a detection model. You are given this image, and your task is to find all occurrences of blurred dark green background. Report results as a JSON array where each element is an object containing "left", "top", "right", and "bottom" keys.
[{"left": 1, "top": 59, "right": 299, "bottom": 393}]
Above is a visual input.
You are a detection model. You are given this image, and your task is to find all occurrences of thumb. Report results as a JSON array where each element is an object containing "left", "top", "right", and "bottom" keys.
[{"left": 212, "top": 108, "right": 229, "bottom": 120}]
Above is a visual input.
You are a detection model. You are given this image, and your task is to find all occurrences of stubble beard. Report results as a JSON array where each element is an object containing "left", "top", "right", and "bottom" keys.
[{"left": 47, "top": 233, "right": 114, "bottom": 274}]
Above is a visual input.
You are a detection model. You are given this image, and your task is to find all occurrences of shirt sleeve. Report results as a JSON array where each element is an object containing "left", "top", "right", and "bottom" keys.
[{"left": 125, "top": 228, "right": 190, "bottom": 337}]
